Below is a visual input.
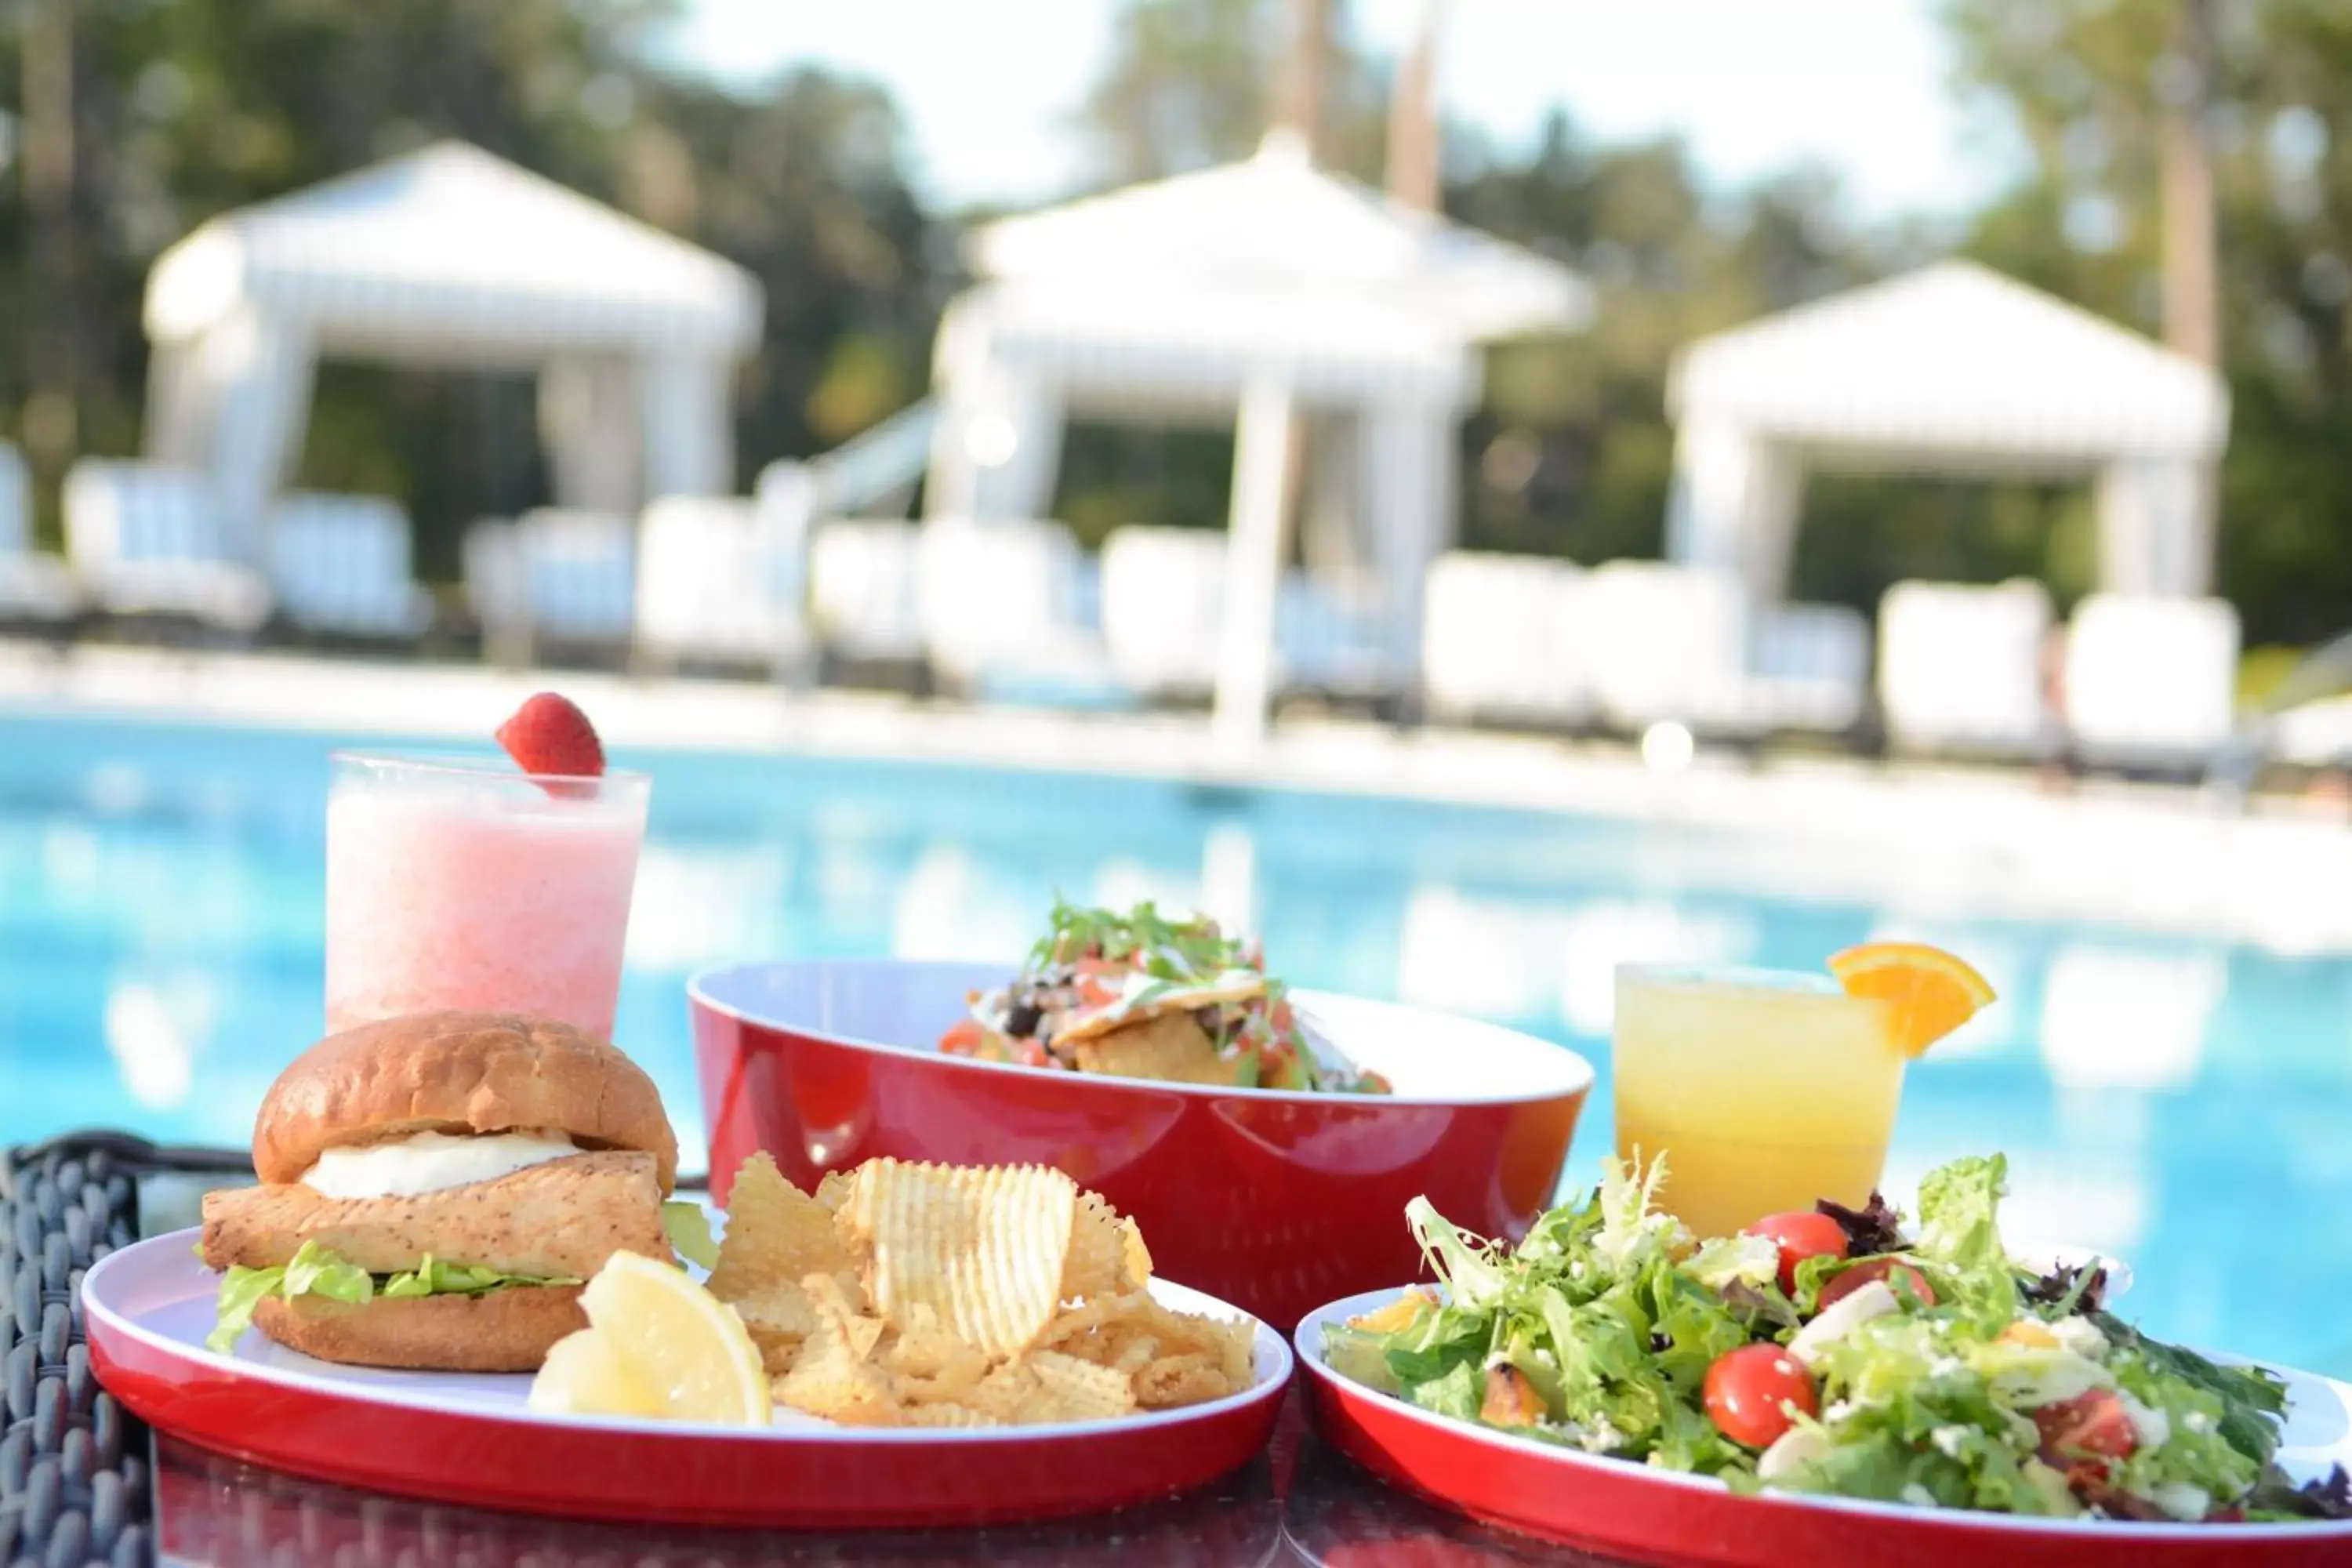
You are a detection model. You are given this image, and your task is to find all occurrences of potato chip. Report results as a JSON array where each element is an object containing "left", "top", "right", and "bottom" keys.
[
  {"left": 1062, "top": 1192, "right": 1131, "bottom": 1301},
  {"left": 880, "top": 1304, "right": 993, "bottom": 1388},
  {"left": 963, "top": 1360, "right": 1041, "bottom": 1423},
  {"left": 728, "top": 1281, "right": 818, "bottom": 1374},
  {"left": 902, "top": 1402, "right": 1000, "bottom": 1428},
  {"left": 710, "top": 1154, "right": 854, "bottom": 1305},
  {"left": 1134, "top": 1352, "right": 1233, "bottom": 1409},
  {"left": 803, "top": 1272, "right": 885, "bottom": 1362},
  {"left": 772, "top": 1308, "right": 901, "bottom": 1426},
  {"left": 1119, "top": 1218, "right": 1152, "bottom": 1290},
  {"left": 840, "top": 1160, "right": 1077, "bottom": 1359},
  {"left": 814, "top": 1169, "right": 855, "bottom": 1214},
  {"left": 1025, "top": 1349, "right": 1137, "bottom": 1421}
]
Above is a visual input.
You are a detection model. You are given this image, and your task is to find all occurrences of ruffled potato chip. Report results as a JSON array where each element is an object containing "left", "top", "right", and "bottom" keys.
[
  {"left": 710, "top": 1154, "right": 853, "bottom": 1305},
  {"left": 838, "top": 1160, "right": 1077, "bottom": 1360},
  {"left": 1025, "top": 1348, "right": 1137, "bottom": 1421}
]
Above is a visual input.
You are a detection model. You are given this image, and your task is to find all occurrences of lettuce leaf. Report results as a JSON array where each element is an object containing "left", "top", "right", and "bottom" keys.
[
  {"left": 206, "top": 1241, "right": 578, "bottom": 1354},
  {"left": 1911, "top": 1154, "right": 2017, "bottom": 1334},
  {"left": 662, "top": 1200, "right": 721, "bottom": 1271}
]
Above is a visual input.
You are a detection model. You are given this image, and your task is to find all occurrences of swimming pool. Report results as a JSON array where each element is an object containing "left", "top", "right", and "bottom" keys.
[{"left": 3, "top": 710, "right": 2347, "bottom": 1378}]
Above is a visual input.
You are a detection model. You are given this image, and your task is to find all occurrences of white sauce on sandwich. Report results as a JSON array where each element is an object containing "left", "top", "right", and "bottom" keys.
[{"left": 300, "top": 1129, "right": 579, "bottom": 1200}]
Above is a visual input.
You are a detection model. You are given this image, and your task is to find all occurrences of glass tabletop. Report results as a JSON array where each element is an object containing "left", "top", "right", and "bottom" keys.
[{"left": 151, "top": 1394, "right": 1633, "bottom": 1567}]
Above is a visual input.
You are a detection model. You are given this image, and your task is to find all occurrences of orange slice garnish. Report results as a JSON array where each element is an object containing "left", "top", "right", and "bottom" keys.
[{"left": 1827, "top": 942, "right": 1996, "bottom": 1058}]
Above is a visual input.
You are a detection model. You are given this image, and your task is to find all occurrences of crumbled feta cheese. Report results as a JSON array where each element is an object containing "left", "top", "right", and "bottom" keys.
[
  {"left": 1930, "top": 1425, "right": 1972, "bottom": 1460},
  {"left": 1929, "top": 1356, "right": 1966, "bottom": 1378},
  {"left": 2183, "top": 1410, "right": 2214, "bottom": 1436},
  {"left": 1579, "top": 1418, "right": 1624, "bottom": 1454},
  {"left": 1822, "top": 1399, "right": 1854, "bottom": 1424},
  {"left": 1789, "top": 1280, "right": 1899, "bottom": 1368},
  {"left": 2151, "top": 1483, "right": 2212, "bottom": 1521},
  {"left": 1756, "top": 1426, "right": 1833, "bottom": 1484},
  {"left": 2118, "top": 1391, "right": 2171, "bottom": 1451},
  {"left": 2049, "top": 1316, "right": 2108, "bottom": 1360},
  {"left": 1900, "top": 1483, "right": 1939, "bottom": 1508}
]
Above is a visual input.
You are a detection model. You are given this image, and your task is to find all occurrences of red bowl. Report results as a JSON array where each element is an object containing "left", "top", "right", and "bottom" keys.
[{"left": 688, "top": 960, "right": 1592, "bottom": 1329}]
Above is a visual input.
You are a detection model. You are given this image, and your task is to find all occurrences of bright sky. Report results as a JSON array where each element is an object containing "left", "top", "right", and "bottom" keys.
[{"left": 658, "top": 0, "right": 2026, "bottom": 222}]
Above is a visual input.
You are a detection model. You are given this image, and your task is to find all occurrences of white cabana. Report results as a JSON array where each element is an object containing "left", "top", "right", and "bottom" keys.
[
  {"left": 1664, "top": 261, "right": 2230, "bottom": 603},
  {"left": 142, "top": 141, "right": 762, "bottom": 561},
  {"left": 926, "top": 131, "right": 1594, "bottom": 746}
]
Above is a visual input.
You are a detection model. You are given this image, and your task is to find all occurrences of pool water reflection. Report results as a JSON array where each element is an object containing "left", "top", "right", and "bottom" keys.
[{"left": 2, "top": 712, "right": 2348, "bottom": 1379}]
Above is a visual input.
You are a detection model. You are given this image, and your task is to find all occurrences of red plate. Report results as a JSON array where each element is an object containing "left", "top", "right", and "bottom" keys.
[
  {"left": 1298, "top": 1288, "right": 2352, "bottom": 1567},
  {"left": 85, "top": 1229, "right": 1290, "bottom": 1529}
]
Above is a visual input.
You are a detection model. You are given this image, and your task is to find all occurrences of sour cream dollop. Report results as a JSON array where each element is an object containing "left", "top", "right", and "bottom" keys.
[{"left": 299, "top": 1129, "right": 580, "bottom": 1200}]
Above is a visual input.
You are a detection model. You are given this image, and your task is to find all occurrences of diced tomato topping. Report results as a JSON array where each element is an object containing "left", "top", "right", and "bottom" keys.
[
  {"left": 1270, "top": 999, "right": 1295, "bottom": 1033},
  {"left": 1013, "top": 1038, "right": 1051, "bottom": 1069},
  {"left": 940, "top": 1019, "right": 985, "bottom": 1055},
  {"left": 2033, "top": 1389, "right": 2139, "bottom": 1475}
]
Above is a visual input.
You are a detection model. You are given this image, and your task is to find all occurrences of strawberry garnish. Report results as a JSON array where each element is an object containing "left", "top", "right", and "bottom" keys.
[{"left": 495, "top": 692, "right": 605, "bottom": 781}]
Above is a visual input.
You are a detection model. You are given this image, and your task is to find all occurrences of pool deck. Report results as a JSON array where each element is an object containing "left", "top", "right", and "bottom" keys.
[{"left": 6, "top": 641, "right": 2352, "bottom": 953}]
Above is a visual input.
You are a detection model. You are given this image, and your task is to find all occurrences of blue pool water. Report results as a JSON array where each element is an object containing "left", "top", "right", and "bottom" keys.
[{"left": 3, "top": 710, "right": 2348, "bottom": 1377}]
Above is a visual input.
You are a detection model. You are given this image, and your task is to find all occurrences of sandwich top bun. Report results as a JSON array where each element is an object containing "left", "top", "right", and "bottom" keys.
[{"left": 252, "top": 1012, "right": 678, "bottom": 1194}]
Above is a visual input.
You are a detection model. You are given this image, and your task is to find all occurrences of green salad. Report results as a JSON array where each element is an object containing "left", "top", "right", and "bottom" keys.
[{"left": 1324, "top": 1153, "right": 2351, "bottom": 1525}]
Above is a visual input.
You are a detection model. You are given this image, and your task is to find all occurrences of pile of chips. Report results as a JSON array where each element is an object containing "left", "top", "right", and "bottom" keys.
[{"left": 708, "top": 1154, "right": 1260, "bottom": 1427}]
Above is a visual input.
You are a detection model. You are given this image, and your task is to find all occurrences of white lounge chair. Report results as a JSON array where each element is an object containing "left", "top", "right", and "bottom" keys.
[
  {"left": 634, "top": 495, "right": 811, "bottom": 673},
  {"left": 1751, "top": 602, "right": 1871, "bottom": 735},
  {"left": 1099, "top": 526, "right": 1226, "bottom": 698},
  {"left": 2063, "top": 593, "right": 2240, "bottom": 768},
  {"left": 1276, "top": 576, "right": 1397, "bottom": 699},
  {"left": 267, "top": 491, "right": 432, "bottom": 637},
  {"left": 1582, "top": 561, "right": 1755, "bottom": 735},
  {"left": 809, "top": 519, "right": 924, "bottom": 664},
  {"left": 915, "top": 517, "right": 1107, "bottom": 695},
  {"left": 1877, "top": 579, "right": 2053, "bottom": 758},
  {"left": 0, "top": 443, "right": 81, "bottom": 626},
  {"left": 463, "top": 509, "right": 635, "bottom": 661},
  {"left": 63, "top": 459, "right": 270, "bottom": 633},
  {"left": 1419, "top": 551, "right": 1588, "bottom": 727}
]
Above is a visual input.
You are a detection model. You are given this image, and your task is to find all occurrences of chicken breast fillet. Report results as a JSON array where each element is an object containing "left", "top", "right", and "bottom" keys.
[{"left": 200, "top": 1150, "right": 666, "bottom": 1279}]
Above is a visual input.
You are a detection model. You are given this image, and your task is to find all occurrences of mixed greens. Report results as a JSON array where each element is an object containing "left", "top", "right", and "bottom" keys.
[
  {"left": 942, "top": 900, "right": 1390, "bottom": 1093},
  {"left": 1326, "top": 1153, "right": 2350, "bottom": 1525},
  {"left": 205, "top": 1240, "right": 581, "bottom": 1354}
]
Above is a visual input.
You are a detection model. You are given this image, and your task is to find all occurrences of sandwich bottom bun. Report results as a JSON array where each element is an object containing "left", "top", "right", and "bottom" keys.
[{"left": 252, "top": 1284, "right": 587, "bottom": 1373}]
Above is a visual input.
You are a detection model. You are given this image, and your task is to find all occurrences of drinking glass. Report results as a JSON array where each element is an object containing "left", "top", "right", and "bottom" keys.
[
  {"left": 325, "top": 752, "right": 649, "bottom": 1040},
  {"left": 1612, "top": 964, "right": 1901, "bottom": 1239}
]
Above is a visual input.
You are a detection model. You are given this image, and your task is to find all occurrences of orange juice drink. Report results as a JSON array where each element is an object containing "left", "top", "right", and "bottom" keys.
[{"left": 1612, "top": 965, "right": 1901, "bottom": 1239}]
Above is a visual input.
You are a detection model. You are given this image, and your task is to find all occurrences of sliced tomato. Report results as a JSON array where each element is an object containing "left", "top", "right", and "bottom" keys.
[
  {"left": 1742, "top": 1211, "right": 1849, "bottom": 1296},
  {"left": 1269, "top": 999, "right": 1296, "bottom": 1033},
  {"left": 2034, "top": 1389, "right": 2138, "bottom": 1470},
  {"left": 1702, "top": 1345, "right": 1817, "bottom": 1448},
  {"left": 1817, "top": 1256, "right": 1936, "bottom": 1310},
  {"left": 939, "top": 1018, "right": 986, "bottom": 1055}
]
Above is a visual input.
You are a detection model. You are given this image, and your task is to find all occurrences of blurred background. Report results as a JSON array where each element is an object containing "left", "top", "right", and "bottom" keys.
[{"left": 4, "top": 0, "right": 2352, "bottom": 1377}]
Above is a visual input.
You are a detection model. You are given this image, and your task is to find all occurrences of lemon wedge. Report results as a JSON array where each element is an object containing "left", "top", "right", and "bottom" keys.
[{"left": 528, "top": 1252, "right": 770, "bottom": 1425}]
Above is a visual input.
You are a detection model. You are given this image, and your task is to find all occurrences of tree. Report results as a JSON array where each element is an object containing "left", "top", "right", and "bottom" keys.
[
  {"left": 0, "top": 0, "right": 938, "bottom": 577},
  {"left": 1944, "top": 0, "right": 2352, "bottom": 647}
]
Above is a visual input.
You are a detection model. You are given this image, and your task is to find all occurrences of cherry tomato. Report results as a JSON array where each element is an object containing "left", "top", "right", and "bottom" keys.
[
  {"left": 2033, "top": 1389, "right": 2138, "bottom": 1469},
  {"left": 940, "top": 1018, "right": 985, "bottom": 1055},
  {"left": 1817, "top": 1256, "right": 1936, "bottom": 1310},
  {"left": 1742, "top": 1211, "right": 1849, "bottom": 1295},
  {"left": 1703, "top": 1344, "right": 1818, "bottom": 1448}
]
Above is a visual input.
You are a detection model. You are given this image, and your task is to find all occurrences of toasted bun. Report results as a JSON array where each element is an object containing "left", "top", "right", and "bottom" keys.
[
  {"left": 252, "top": 1284, "right": 586, "bottom": 1372},
  {"left": 253, "top": 1013, "right": 677, "bottom": 1193}
]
